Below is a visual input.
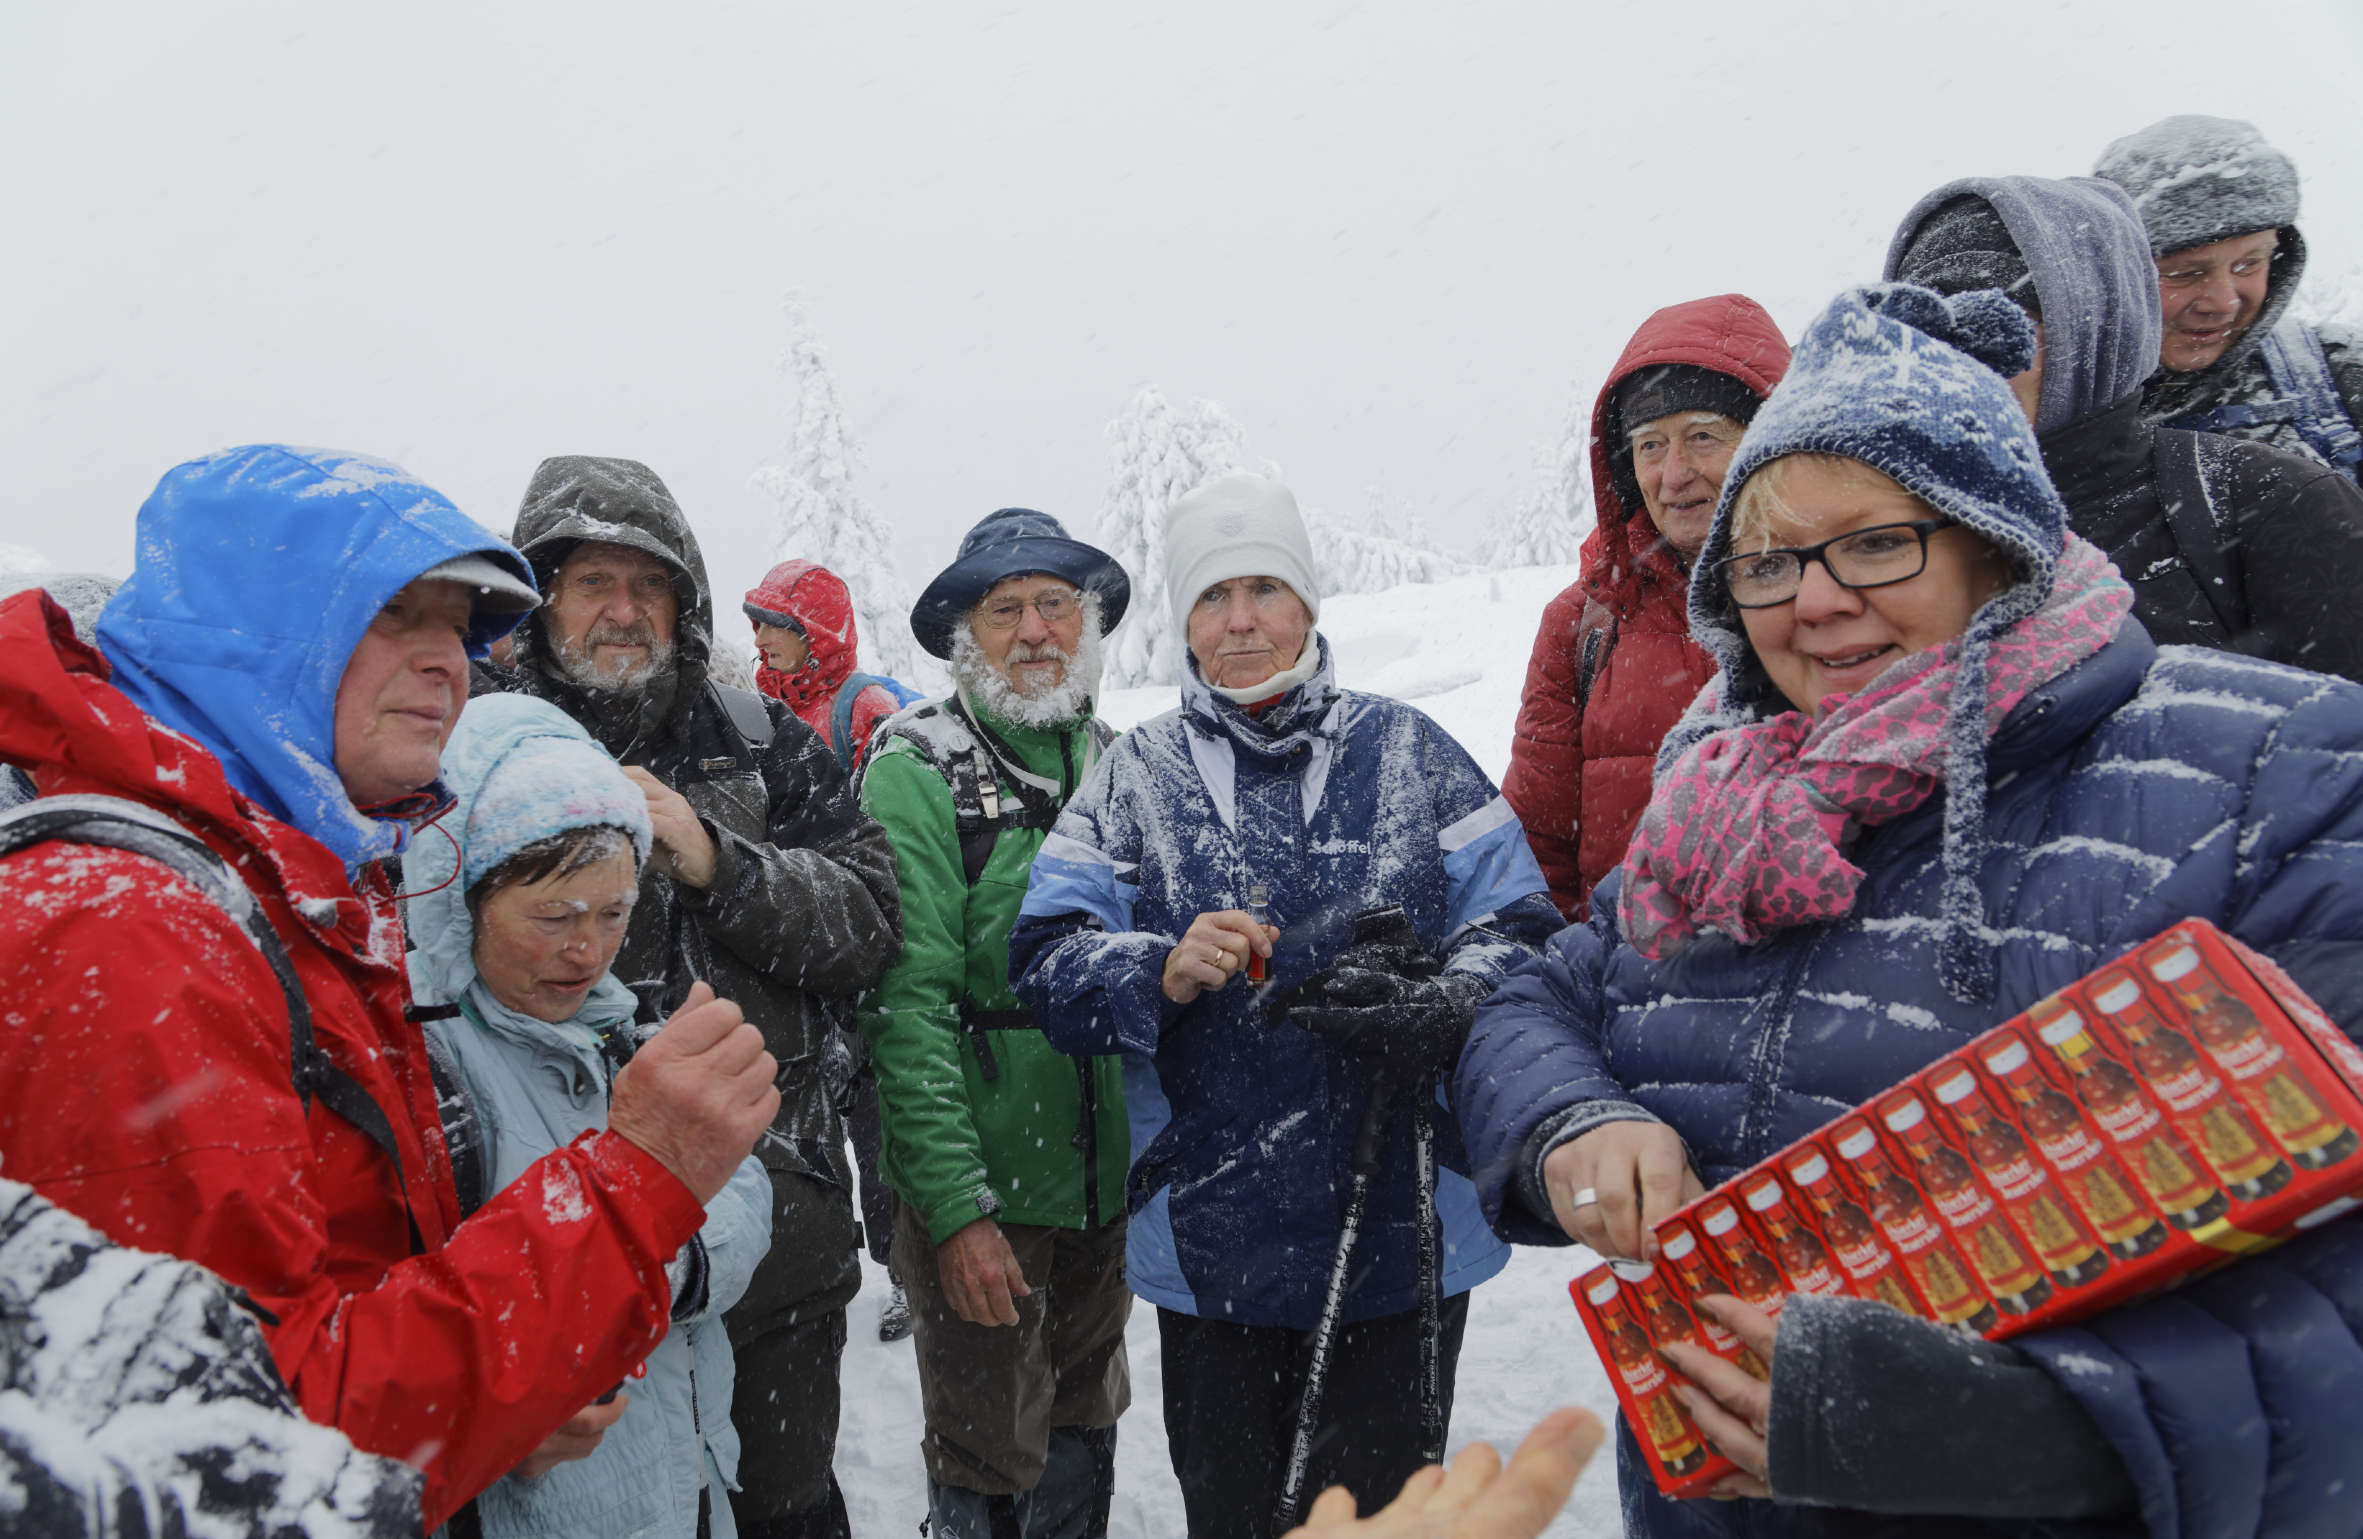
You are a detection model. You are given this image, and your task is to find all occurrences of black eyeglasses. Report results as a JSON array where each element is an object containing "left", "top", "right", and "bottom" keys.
[{"left": 1716, "top": 519, "right": 1950, "bottom": 609}]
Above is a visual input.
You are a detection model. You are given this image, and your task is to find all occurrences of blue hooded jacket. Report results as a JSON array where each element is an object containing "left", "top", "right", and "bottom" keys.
[
  {"left": 95, "top": 444, "right": 535, "bottom": 871},
  {"left": 1010, "top": 639, "right": 1560, "bottom": 1328},
  {"left": 405, "top": 694, "right": 770, "bottom": 1539}
]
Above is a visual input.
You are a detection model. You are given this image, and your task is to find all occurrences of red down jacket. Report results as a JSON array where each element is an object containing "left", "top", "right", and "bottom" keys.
[
  {"left": 1503, "top": 295, "right": 1790, "bottom": 919},
  {"left": 747, "top": 559, "right": 901, "bottom": 772},
  {"left": 0, "top": 593, "right": 704, "bottom": 1530}
]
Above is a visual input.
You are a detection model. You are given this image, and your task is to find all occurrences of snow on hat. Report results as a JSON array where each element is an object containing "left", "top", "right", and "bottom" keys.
[
  {"left": 910, "top": 508, "right": 1131, "bottom": 660},
  {"left": 1614, "top": 364, "right": 1766, "bottom": 437},
  {"left": 462, "top": 726, "right": 651, "bottom": 895},
  {"left": 1162, "top": 471, "right": 1322, "bottom": 633},
  {"left": 1686, "top": 282, "right": 2067, "bottom": 1003},
  {"left": 2093, "top": 114, "right": 2300, "bottom": 257},
  {"left": 1889, "top": 195, "right": 2038, "bottom": 316}
]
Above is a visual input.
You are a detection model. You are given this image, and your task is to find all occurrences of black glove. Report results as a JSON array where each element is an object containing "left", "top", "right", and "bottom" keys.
[{"left": 1289, "top": 965, "right": 1489, "bottom": 1078}]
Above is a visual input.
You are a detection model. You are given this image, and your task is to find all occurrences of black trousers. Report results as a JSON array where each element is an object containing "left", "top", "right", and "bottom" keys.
[{"left": 1156, "top": 1294, "right": 1470, "bottom": 1539}]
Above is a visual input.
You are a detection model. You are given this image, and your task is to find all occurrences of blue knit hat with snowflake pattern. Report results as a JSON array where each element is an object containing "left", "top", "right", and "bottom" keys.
[{"left": 1681, "top": 282, "right": 2071, "bottom": 1003}]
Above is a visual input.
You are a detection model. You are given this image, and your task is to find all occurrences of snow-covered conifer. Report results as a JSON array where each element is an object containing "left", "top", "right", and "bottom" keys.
[
  {"left": 748, "top": 295, "right": 936, "bottom": 689},
  {"left": 1306, "top": 490, "right": 1467, "bottom": 596},
  {"left": 1096, "top": 387, "right": 1256, "bottom": 688},
  {"left": 1484, "top": 389, "right": 1597, "bottom": 569}
]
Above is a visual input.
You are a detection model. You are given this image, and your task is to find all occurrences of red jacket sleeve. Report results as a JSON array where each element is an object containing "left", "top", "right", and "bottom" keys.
[
  {"left": 0, "top": 849, "right": 706, "bottom": 1528},
  {"left": 847, "top": 683, "right": 901, "bottom": 775},
  {"left": 1502, "top": 585, "right": 1592, "bottom": 921}
]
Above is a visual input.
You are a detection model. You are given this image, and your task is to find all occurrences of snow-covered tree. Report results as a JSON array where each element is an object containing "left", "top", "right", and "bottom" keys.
[
  {"left": 748, "top": 294, "right": 937, "bottom": 689},
  {"left": 1484, "top": 388, "right": 1597, "bottom": 569},
  {"left": 1098, "top": 392, "right": 1474, "bottom": 684},
  {"left": 1306, "top": 492, "right": 1468, "bottom": 596},
  {"left": 0, "top": 543, "right": 53, "bottom": 588},
  {"left": 1096, "top": 386, "right": 1257, "bottom": 688}
]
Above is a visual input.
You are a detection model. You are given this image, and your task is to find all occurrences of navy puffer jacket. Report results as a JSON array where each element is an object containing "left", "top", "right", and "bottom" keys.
[
  {"left": 1013, "top": 639, "right": 1561, "bottom": 1329},
  {"left": 1455, "top": 626, "right": 2363, "bottom": 1539}
]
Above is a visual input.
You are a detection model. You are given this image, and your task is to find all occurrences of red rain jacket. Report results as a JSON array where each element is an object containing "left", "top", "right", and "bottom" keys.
[
  {"left": 1503, "top": 295, "right": 1790, "bottom": 919},
  {"left": 0, "top": 592, "right": 704, "bottom": 1529},
  {"left": 746, "top": 560, "right": 900, "bottom": 772}
]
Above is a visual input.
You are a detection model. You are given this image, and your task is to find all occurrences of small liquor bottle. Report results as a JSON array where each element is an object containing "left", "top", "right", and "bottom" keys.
[
  {"left": 1979, "top": 1035, "right": 2167, "bottom": 1259},
  {"left": 1741, "top": 1176, "right": 1849, "bottom": 1299},
  {"left": 2146, "top": 941, "right": 2358, "bottom": 1170},
  {"left": 1657, "top": 1221, "right": 1768, "bottom": 1378},
  {"left": 1584, "top": 1271, "right": 1710, "bottom": 1478},
  {"left": 1879, "top": 1093, "right": 2054, "bottom": 1316},
  {"left": 2031, "top": 1001, "right": 2229, "bottom": 1230},
  {"left": 1696, "top": 1198, "right": 1789, "bottom": 1317},
  {"left": 1830, "top": 1118, "right": 1999, "bottom": 1335},
  {"left": 1244, "top": 881, "right": 1271, "bottom": 984},
  {"left": 1929, "top": 1065, "right": 2111, "bottom": 1289},
  {"left": 2088, "top": 970, "right": 2292, "bottom": 1203},
  {"left": 1784, "top": 1147, "right": 1924, "bottom": 1316}
]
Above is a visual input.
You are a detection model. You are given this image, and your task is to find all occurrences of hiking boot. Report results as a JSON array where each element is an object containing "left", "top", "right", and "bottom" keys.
[{"left": 878, "top": 1279, "right": 913, "bottom": 1342}]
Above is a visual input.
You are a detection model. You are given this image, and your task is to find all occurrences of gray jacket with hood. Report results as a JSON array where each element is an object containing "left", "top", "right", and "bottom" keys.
[
  {"left": 1887, "top": 174, "right": 2363, "bottom": 684},
  {"left": 2092, "top": 114, "right": 2363, "bottom": 468},
  {"left": 482, "top": 457, "right": 903, "bottom": 1261}
]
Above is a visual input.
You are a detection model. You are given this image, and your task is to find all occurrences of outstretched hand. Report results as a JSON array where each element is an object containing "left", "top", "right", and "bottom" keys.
[
  {"left": 608, "top": 981, "right": 779, "bottom": 1204},
  {"left": 1288, "top": 1408, "right": 1604, "bottom": 1538}
]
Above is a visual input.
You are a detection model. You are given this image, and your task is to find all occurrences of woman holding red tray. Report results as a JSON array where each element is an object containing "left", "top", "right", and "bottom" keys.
[{"left": 1457, "top": 275, "right": 2363, "bottom": 1537}]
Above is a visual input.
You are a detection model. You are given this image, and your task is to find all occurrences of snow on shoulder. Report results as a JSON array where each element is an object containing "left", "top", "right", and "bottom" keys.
[{"left": 1097, "top": 562, "right": 1581, "bottom": 783}]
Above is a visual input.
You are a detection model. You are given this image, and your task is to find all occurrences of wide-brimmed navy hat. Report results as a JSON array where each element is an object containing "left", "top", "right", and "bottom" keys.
[{"left": 911, "top": 507, "right": 1131, "bottom": 659}]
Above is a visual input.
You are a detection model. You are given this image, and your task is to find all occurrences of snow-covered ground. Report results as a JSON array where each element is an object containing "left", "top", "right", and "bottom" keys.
[{"left": 839, "top": 562, "right": 1626, "bottom": 1538}]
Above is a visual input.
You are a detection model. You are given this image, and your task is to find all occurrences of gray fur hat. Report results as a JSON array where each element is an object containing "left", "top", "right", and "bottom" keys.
[{"left": 2093, "top": 114, "right": 2300, "bottom": 257}]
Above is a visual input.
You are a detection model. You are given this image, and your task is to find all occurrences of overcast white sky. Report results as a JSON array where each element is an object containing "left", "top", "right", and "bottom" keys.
[{"left": 6, "top": 0, "right": 2360, "bottom": 637}]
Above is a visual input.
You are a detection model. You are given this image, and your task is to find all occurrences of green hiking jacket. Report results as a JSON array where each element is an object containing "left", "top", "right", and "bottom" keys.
[{"left": 857, "top": 691, "right": 1129, "bottom": 1245}]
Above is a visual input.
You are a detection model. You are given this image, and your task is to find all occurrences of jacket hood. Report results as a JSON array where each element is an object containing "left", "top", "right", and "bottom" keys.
[
  {"left": 401, "top": 693, "right": 648, "bottom": 1023},
  {"left": 0, "top": 590, "right": 382, "bottom": 940},
  {"left": 1579, "top": 296, "right": 1791, "bottom": 615},
  {"left": 510, "top": 456, "right": 716, "bottom": 680},
  {"left": 91, "top": 445, "right": 533, "bottom": 872},
  {"left": 746, "top": 559, "right": 860, "bottom": 705},
  {"left": 1885, "top": 176, "right": 2162, "bottom": 434}
]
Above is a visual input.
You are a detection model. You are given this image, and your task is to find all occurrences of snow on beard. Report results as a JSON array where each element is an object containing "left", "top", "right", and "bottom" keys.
[
  {"left": 951, "top": 591, "right": 1104, "bottom": 729},
  {"left": 553, "top": 617, "right": 678, "bottom": 696}
]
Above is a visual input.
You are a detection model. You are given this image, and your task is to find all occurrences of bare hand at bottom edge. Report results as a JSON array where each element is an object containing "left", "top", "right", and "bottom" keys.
[{"left": 1287, "top": 1407, "right": 1605, "bottom": 1538}]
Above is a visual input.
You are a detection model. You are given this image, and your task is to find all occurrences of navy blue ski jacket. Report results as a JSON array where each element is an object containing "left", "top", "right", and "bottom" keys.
[
  {"left": 1011, "top": 640, "right": 1560, "bottom": 1330},
  {"left": 1456, "top": 626, "right": 2363, "bottom": 1539}
]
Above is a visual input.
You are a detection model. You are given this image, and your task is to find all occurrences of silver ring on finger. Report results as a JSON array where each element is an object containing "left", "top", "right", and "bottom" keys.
[{"left": 1569, "top": 1186, "right": 1600, "bottom": 1210}]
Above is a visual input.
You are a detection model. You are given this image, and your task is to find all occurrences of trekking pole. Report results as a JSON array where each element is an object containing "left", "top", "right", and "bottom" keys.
[
  {"left": 1274, "top": 1079, "right": 1398, "bottom": 1536},
  {"left": 1410, "top": 1076, "right": 1444, "bottom": 1463}
]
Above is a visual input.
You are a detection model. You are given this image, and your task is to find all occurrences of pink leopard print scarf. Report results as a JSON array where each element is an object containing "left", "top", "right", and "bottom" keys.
[{"left": 1617, "top": 536, "right": 2133, "bottom": 959}]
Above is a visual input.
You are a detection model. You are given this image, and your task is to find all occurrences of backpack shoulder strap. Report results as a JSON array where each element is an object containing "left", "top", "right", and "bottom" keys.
[
  {"left": 707, "top": 680, "right": 777, "bottom": 754},
  {"left": 2152, "top": 429, "right": 2254, "bottom": 637},
  {"left": 871, "top": 701, "right": 1037, "bottom": 888},
  {"left": 0, "top": 793, "right": 427, "bottom": 1252},
  {"left": 2260, "top": 317, "right": 2363, "bottom": 473},
  {"left": 829, "top": 673, "right": 885, "bottom": 772},
  {"left": 1573, "top": 597, "right": 1619, "bottom": 714}
]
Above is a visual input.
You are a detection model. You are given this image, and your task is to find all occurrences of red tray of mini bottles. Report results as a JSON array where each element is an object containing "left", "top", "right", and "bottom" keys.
[{"left": 1568, "top": 919, "right": 2363, "bottom": 1497}]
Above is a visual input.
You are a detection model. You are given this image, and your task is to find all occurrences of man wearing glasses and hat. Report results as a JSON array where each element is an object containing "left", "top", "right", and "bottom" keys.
[{"left": 856, "top": 509, "right": 1135, "bottom": 1539}]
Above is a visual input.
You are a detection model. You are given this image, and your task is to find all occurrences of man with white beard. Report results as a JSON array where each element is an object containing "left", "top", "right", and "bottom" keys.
[{"left": 856, "top": 509, "right": 1136, "bottom": 1539}]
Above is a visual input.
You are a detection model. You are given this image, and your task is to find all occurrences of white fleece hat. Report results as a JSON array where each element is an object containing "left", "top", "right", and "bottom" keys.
[{"left": 1163, "top": 471, "right": 1322, "bottom": 633}]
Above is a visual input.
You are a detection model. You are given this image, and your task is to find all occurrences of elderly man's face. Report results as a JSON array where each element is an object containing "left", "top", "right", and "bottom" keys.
[
  {"left": 2155, "top": 229, "right": 2278, "bottom": 373},
  {"left": 546, "top": 541, "right": 678, "bottom": 690},
  {"left": 1629, "top": 411, "right": 1746, "bottom": 561},
  {"left": 333, "top": 578, "right": 473, "bottom": 807},
  {"left": 971, "top": 574, "right": 1086, "bottom": 696}
]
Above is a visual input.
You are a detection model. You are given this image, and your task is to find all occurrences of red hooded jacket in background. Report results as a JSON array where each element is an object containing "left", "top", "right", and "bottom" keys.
[
  {"left": 0, "top": 592, "right": 704, "bottom": 1530},
  {"left": 746, "top": 560, "right": 900, "bottom": 772},
  {"left": 1502, "top": 295, "right": 1790, "bottom": 919}
]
